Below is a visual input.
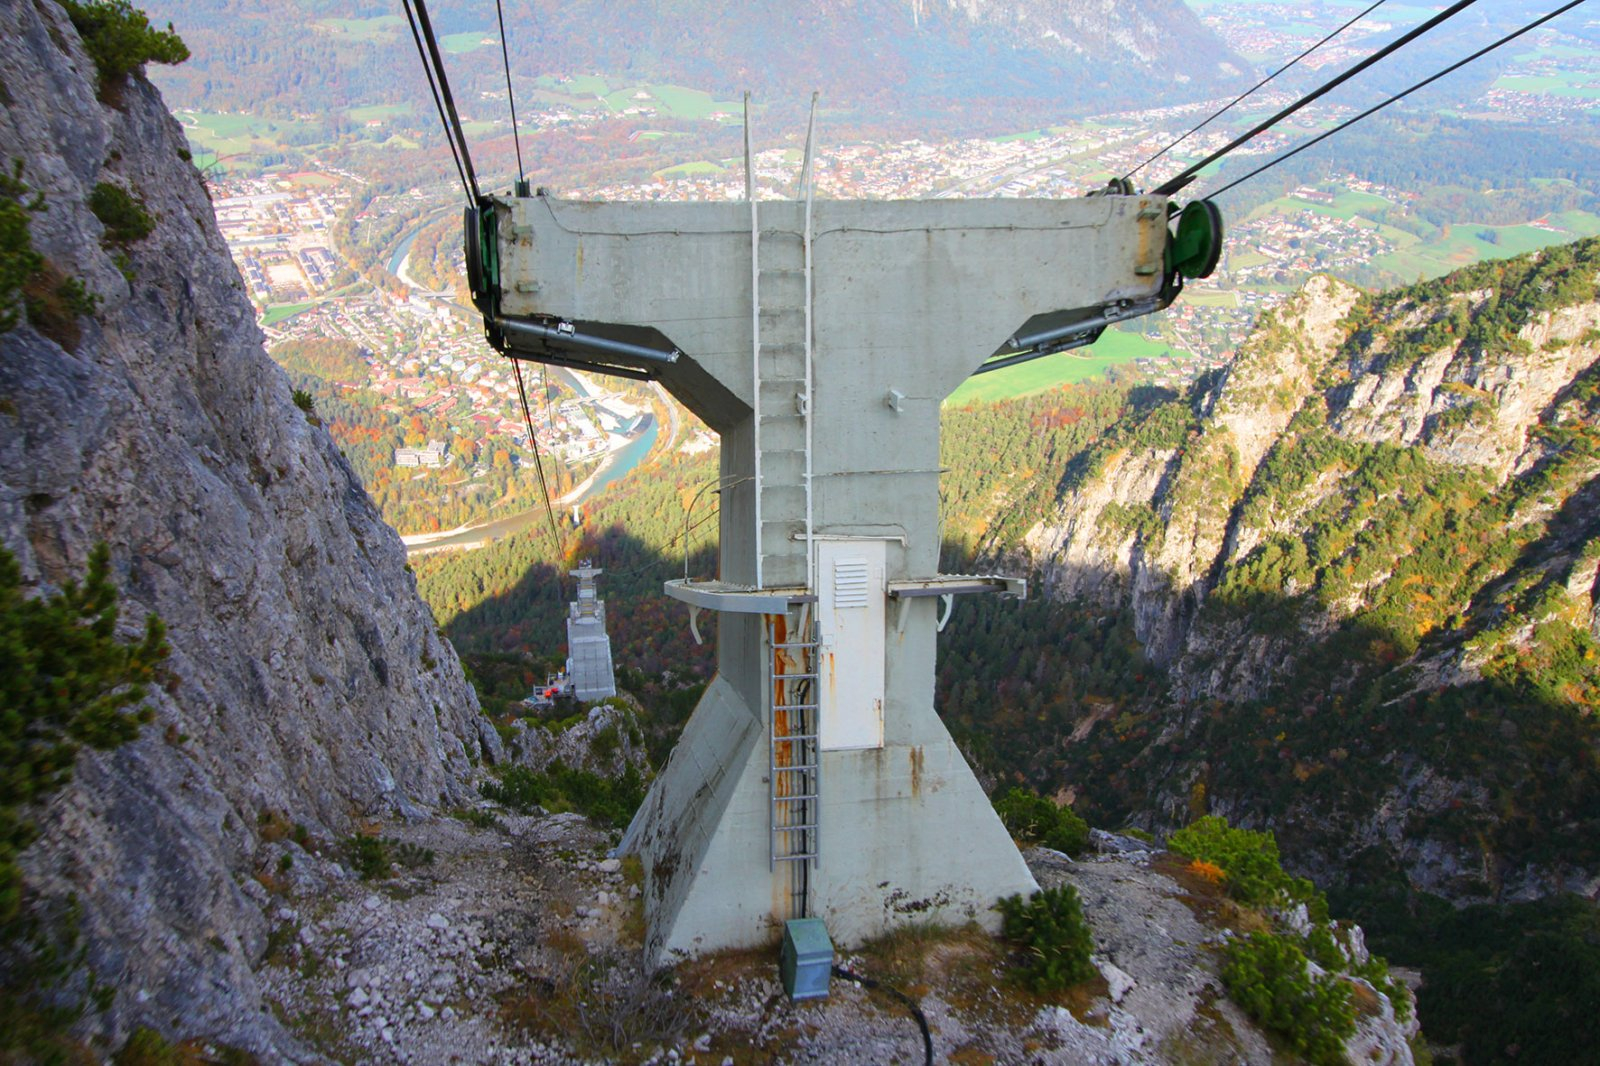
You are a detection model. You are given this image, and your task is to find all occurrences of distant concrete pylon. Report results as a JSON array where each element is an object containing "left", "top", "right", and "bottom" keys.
[
  {"left": 474, "top": 100, "right": 1176, "bottom": 961},
  {"left": 565, "top": 560, "right": 616, "bottom": 702}
]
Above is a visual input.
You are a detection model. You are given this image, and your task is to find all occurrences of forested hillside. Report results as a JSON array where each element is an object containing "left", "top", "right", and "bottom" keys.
[{"left": 1000, "top": 239, "right": 1600, "bottom": 1063}]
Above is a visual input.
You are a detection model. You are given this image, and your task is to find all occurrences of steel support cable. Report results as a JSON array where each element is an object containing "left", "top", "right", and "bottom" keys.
[
  {"left": 494, "top": 0, "right": 526, "bottom": 185},
  {"left": 401, "top": 0, "right": 471, "bottom": 202},
  {"left": 1206, "top": 0, "right": 1591, "bottom": 200},
  {"left": 409, "top": 0, "right": 481, "bottom": 201},
  {"left": 511, "top": 358, "right": 566, "bottom": 557},
  {"left": 1125, "top": 0, "right": 1388, "bottom": 182},
  {"left": 1152, "top": 0, "right": 1481, "bottom": 196}
]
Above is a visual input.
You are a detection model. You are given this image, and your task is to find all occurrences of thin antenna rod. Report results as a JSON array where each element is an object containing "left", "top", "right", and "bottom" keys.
[
  {"left": 800, "top": 91, "right": 818, "bottom": 597},
  {"left": 746, "top": 91, "right": 764, "bottom": 589}
]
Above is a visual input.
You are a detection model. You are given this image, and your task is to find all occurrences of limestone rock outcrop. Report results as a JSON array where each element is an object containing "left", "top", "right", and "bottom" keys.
[{"left": 0, "top": 1, "right": 484, "bottom": 1052}]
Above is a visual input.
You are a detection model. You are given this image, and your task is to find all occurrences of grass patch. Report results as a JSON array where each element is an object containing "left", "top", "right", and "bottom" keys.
[
  {"left": 440, "top": 30, "right": 492, "bottom": 54},
  {"left": 945, "top": 328, "right": 1191, "bottom": 405},
  {"left": 347, "top": 103, "right": 412, "bottom": 124},
  {"left": 654, "top": 159, "right": 727, "bottom": 180},
  {"left": 260, "top": 301, "right": 314, "bottom": 327},
  {"left": 1371, "top": 210, "right": 1600, "bottom": 282},
  {"left": 1493, "top": 73, "right": 1600, "bottom": 100}
]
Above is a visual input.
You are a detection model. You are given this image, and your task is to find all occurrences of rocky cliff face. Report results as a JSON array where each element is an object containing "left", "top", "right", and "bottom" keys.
[
  {"left": 0, "top": 0, "right": 486, "bottom": 1052},
  {"left": 1021, "top": 245, "right": 1600, "bottom": 901}
]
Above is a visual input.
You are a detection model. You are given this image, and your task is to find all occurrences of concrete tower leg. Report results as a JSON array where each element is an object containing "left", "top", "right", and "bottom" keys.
[{"left": 624, "top": 665, "right": 1036, "bottom": 962}]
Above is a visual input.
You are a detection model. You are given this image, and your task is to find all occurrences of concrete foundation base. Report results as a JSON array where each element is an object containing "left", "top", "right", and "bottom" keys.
[{"left": 622, "top": 675, "right": 1038, "bottom": 962}]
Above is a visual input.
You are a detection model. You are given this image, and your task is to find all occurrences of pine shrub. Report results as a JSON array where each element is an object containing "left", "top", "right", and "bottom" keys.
[
  {"left": 59, "top": 0, "right": 188, "bottom": 99},
  {"left": 1168, "top": 815, "right": 1321, "bottom": 913},
  {"left": 0, "top": 543, "right": 167, "bottom": 924},
  {"left": 993, "top": 785, "right": 1090, "bottom": 856},
  {"left": 1221, "top": 931, "right": 1355, "bottom": 1066},
  {"left": 996, "top": 885, "right": 1096, "bottom": 993},
  {"left": 87, "top": 182, "right": 152, "bottom": 245}
]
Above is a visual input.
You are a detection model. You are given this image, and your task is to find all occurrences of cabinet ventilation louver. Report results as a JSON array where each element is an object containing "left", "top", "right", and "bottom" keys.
[{"left": 832, "top": 558, "right": 870, "bottom": 609}]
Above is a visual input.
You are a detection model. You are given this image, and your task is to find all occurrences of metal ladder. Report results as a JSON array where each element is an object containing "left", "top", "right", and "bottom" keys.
[{"left": 767, "top": 614, "right": 820, "bottom": 874}]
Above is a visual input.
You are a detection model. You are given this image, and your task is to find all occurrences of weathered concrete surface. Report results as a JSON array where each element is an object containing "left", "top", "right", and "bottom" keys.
[{"left": 518, "top": 193, "right": 1170, "bottom": 958}]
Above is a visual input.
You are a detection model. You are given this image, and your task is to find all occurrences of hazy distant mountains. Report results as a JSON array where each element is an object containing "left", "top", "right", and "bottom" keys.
[{"left": 144, "top": 0, "right": 1246, "bottom": 134}]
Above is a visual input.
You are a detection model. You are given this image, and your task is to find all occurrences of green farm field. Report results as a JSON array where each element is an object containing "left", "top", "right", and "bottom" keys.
[
  {"left": 1373, "top": 211, "right": 1600, "bottom": 281},
  {"left": 261, "top": 302, "right": 315, "bottom": 327},
  {"left": 177, "top": 111, "right": 327, "bottom": 162},
  {"left": 441, "top": 31, "right": 493, "bottom": 54},
  {"left": 654, "top": 160, "right": 728, "bottom": 179},
  {"left": 945, "top": 329, "right": 1191, "bottom": 406},
  {"left": 1494, "top": 73, "right": 1600, "bottom": 100}
]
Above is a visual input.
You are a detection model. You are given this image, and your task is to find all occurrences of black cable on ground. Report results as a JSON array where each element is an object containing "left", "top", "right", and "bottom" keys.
[
  {"left": 494, "top": 0, "right": 526, "bottom": 186},
  {"left": 1125, "top": 0, "right": 1388, "bottom": 182},
  {"left": 1206, "top": 0, "right": 1590, "bottom": 200},
  {"left": 1153, "top": 0, "right": 1481, "bottom": 196},
  {"left": 832, "top": 966, "right": 933, "bottom": 1066}
]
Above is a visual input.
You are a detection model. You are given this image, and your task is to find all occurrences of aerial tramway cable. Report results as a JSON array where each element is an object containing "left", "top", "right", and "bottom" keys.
[
  {"left": 399, "top": 1, "right": 570, "bottom": 560},
  {"left": 401, "top": 0, "right": 472, "bottom": 202},
  {"left": 512, "top": 359, "right": 567, "bottom": 556},
  {"left": 1152, "top": 0, "right": 1481, "bottom": 196},
  {"left": 1124, "top": 0, "right": 1389, "bottom": 183},
  {"left": 1204, "top": 0, "right": 1591, "bottom": 200},
  {"left": 494, "top": 0, "right": 526, "bottom": 187},
  {"left": 403, "top": 0, "right": 481, "bottom": 201}
]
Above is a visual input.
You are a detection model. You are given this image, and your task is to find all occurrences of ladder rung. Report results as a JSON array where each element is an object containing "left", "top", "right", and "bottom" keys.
[
  {"left": 774, "top": 823, "right": 819, "bottom": 833},
  {"left": 773, "top": 733, "right": 819, "bottom": 744},
  {"left": 774, "top": 794, "right": 819, "bottom": 803},
  {"left": 771, "top": 640, "right": 820, "bottom": 649},
  {"left": 773, "top": 764, "right": 818, "bottom": 773},
  {"left": 774, "top": 702, "right": 818, "bottom": 711},
  {"left": 773, "top": 673, "right": 819, "bottom": 682},
  {"left": 774, "top": 853, "right": 817, "bottom": 863}
]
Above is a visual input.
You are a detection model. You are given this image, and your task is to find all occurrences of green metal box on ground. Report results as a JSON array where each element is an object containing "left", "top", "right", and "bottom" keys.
[{"left": 780, "top": 918, "right": 833, "bottom": 1001}]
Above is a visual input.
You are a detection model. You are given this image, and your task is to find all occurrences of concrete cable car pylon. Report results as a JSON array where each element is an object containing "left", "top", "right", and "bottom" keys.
[
  {"left": 461, "top": 103, "right": 1215, "bottom": 956},
  {"left": 454, "top": 83, "right": 1218, "bottom": 958}
]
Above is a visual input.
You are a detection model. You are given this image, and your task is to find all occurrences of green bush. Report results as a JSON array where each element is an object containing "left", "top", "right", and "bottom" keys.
[
  {"left": 1168, "top": 815, "right": 1321, "bottom": 913},
  {"left": 995, "top": 885, "right": 1097, "bottom": 993},
  {"left": 993, "top": 786, "right": 1089, "bottom": 855},
  {"left": 479, "top": 761, "right": 646, "bottom": 828},
  {"left": 1221, "top": 932, "right": 1355, "bottom": 1066},
  {"left": 59, "top": 0, "right": 188, "bottom": 97},
  {"left": 341, "top": 835, "right": 390, "bottom": 880},
  {"left": 112, "top": 1026, "right": 179, "bottom": 1065},
  {"left": 1, "top": 543, "right": 167, "bottom": 924},
  {"left": 87, "top": 182, "right": 152, "bottom": 245},
  {"left": 339, "top": 835, "right": 434, "bottom": 880},
  {"left": 1, "top": 161, "right": 45, "bottom": 334},
  {"left": 291, "top": 388, "right": 316, "bottom": 415}
]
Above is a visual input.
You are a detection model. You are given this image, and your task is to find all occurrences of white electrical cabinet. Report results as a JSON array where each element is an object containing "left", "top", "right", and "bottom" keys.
[{"left": 817, "top": 539, "right": 885, "bottom": 750}]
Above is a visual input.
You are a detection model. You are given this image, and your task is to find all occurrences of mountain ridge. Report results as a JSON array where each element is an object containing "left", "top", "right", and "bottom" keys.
[
  {"left": 140, "top": 0, "right": 1245, "bottom": 134},
  {"left": 1015, "top": 242, "right": 1600, "bottom": 904}
]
